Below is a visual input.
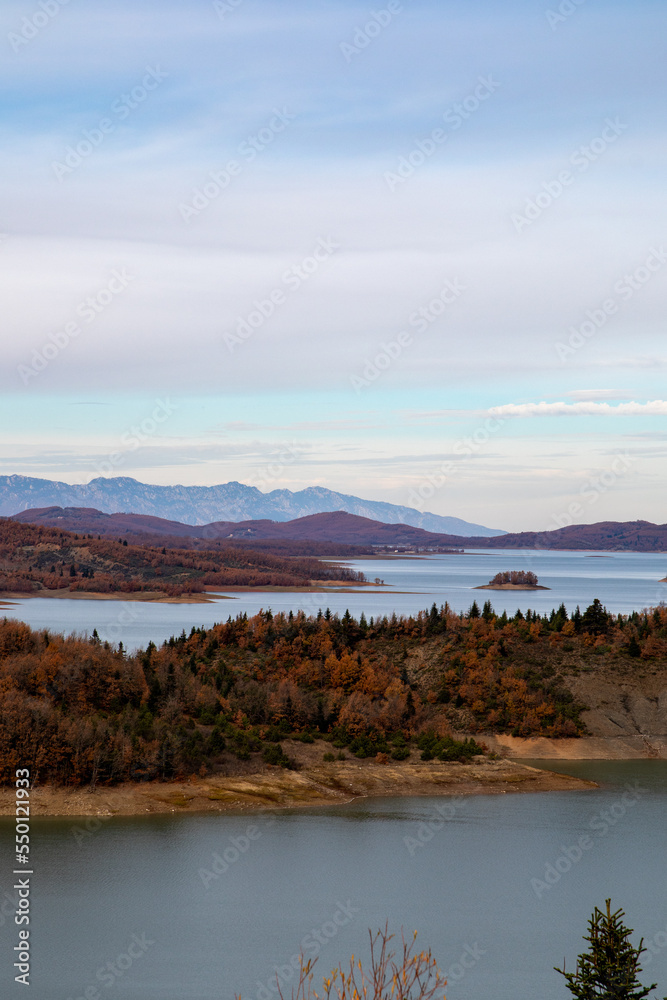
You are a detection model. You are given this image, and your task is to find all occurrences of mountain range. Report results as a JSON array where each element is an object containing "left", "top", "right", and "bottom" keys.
[
  {"left": 10, "top": 507, "right": 667, "bottom": 552},
  {"left": 0, "top": 475, "right": 504, "bottom": 536}
]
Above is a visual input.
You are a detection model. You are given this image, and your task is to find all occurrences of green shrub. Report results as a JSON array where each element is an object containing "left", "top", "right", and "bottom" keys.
[{"left": 262, "top": 743, "right": 297, "bottom": 769}]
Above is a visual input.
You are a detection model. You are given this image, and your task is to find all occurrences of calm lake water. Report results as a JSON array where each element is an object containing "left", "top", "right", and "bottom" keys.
[
  {"left": 3, "top": 549, "right": 667, "bottom": 652},
  {"left": 1, "top": 760, "right": 666, "bottom": 1000}
]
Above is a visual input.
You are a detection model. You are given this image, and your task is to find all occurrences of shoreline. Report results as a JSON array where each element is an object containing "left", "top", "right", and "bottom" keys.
[
  {"left": 0, "top": 758, "right": 597, "bottom": 818},
  {"left": 0, "top": 581, "right": 382, "bottom": 607}
]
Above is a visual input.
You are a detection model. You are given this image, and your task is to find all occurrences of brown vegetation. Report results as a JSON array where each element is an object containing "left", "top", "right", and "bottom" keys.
[
  {"left": 4, "top": 595, "right": 664, "bottom": 787},
  {"left": 0, "top": 519, "right": 365, "bottom": 598}
]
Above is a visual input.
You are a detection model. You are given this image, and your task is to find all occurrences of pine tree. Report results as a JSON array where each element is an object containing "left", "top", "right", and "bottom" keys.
[{"left": 556, "top": 900, "right": 661, "bottom": 1000}]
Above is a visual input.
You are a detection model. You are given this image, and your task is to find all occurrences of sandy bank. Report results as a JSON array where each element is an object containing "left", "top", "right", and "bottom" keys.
[
  {"left": 481, "top": 734, "right": 667, "bottom": 759},
  {"left": 0, "top": 581, "right": 375, "bottom": 606},
  {"left": 0, "top": 759, "right": 595, "bottom": 818},
  {"left": 0, "top": 589, "right": 223, "bottom": 605}
]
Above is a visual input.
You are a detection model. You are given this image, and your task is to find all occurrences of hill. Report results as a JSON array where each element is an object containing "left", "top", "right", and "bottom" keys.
[
  {"left": 0, "top": 520, "right": 366, "bottom": 598},
  {"left": 12, "top": 507, "right": 667, "bottom": 552},
  {"left": 0, "top": 475, "right": 505, "bottom": 536},
  {"left": 1, "top": 599, "right": 665, "bottom": 786},
  {"left": 458, "top": 520, "right": 667, "bottom": 553},
  {"left": 11, "top": 507, "right": 463, "bottom": 548}
]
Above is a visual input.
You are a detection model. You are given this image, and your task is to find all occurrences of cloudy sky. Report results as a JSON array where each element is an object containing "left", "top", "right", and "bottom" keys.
[{"left": 1, "top": 0, "right": 665, "bottom": 531}]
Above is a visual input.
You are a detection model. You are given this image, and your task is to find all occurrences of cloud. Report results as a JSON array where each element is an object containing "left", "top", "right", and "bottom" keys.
[
  {"left": 488, "top": 400, "right": 667, "bottom": 418},
  {"left": 564, "top": 389, "right": 635, "bottom": 401}
]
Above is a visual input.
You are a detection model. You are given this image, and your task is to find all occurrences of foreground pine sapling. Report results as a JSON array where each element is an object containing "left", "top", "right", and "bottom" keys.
[{"left": 556, "top": 899, "right": 663, "bottom": 1000}]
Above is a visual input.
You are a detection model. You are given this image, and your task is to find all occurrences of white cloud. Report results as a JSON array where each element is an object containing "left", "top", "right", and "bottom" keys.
[{"left": 488, "top": 400, "right": 667, "bottom": 418}]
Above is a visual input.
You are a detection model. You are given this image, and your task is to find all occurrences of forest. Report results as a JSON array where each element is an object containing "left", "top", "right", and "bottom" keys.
[
  {"left": 0, "top": 520, "right": 366, "bottom": 596},
  {"left": 1, "top": 597, "right": 665, "bottom": 786}
]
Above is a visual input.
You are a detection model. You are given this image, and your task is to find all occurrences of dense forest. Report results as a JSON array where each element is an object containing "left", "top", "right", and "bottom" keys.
[
  {"left": 1, "top": 597, "right": 665, "bottom": 786},
  {"left": 0, "top": 520, "right": 366, "bottom": 596}
]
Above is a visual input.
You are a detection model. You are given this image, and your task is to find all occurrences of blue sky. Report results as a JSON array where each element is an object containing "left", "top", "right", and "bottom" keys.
[{"left": 1, "top": 0, "right": 665, "bottom": 530}]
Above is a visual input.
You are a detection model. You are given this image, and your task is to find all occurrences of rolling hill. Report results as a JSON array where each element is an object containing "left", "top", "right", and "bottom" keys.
[
  {"left": 10, "top": 507, "right": 460, "bottom": 548},
  {"left": 11, "top": 508, "right": 667, "bottom": 552}
]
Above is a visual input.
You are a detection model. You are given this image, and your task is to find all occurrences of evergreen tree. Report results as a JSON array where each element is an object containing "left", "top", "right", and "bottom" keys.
[
  {"left": 482, "top": 600, "right": 495, "bottom": 621},
  {"left": 582, "top": 598, "right": 610, "bottom": 635},
  {"left": 556, "top": 900, "right": 661, "bottom": 1000}
]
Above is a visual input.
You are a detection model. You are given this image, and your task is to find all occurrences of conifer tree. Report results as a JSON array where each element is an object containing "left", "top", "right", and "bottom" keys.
[{"left": 556, "top": 900, "right": 662, "bottom": 1000}]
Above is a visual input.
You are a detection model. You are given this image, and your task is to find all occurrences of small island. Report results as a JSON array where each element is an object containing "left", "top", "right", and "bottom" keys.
[{"left": 475, "top": 570, "right": 550, "bottom": 591}]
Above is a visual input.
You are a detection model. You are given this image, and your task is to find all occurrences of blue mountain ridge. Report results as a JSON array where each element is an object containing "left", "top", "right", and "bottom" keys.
[{"left": 0, "top": 475, "right": 505, "bottom": 537}]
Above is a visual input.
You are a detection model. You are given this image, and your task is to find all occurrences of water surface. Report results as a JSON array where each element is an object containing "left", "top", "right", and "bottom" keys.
[
  {"left": 3, "top": 549, "right": 667, "bottom": 652},
  {"left": 1, "top": 761, "right": 665, "bottom": 1000}
]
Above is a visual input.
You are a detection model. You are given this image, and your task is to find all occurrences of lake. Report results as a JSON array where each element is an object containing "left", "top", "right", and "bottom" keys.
[
  {"left": 3, "top": 549, "right": 667, "bottom": 652},
  {"left": 1, "top": 760, "right": 666, "bottom": 1000}
]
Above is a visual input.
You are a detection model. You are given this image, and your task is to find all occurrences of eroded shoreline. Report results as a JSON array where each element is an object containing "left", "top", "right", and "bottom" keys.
[{"left": 0, "top": 758, "right": 597, "bottom": 818}]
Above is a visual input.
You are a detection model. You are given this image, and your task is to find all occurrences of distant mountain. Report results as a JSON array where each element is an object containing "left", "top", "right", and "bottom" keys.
[
  {"left": 10, "top": 508, "right": 667, "bottom": 552},
  {"left": 11, "top": 507, "right": 462, "bottom": 547},
  {"left": 0, "top": 475, "right": 505, "bottom": 537}
]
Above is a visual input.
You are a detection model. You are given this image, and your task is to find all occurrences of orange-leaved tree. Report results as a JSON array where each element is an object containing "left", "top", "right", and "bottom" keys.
[{"left": 238, "top": 926, "right": 446, "bottom": 1000}]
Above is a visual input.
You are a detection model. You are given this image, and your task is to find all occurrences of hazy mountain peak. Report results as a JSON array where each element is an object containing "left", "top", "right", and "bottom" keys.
[{"left": 0, "top": 475, "right": 505, "bottom": 537}]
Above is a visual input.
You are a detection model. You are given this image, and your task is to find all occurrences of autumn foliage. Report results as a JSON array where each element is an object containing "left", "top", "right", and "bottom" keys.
[
  {"left": 0, "top": 519, "right": 365, "bottom": 597},
  {"left": 1, "top": 597, "right": 664, "bottom": 786}
]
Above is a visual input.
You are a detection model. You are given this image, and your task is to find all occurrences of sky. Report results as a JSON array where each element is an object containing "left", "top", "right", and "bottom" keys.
[{"left": 1, "top": 0, "right": 665, "bottom": 532}]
